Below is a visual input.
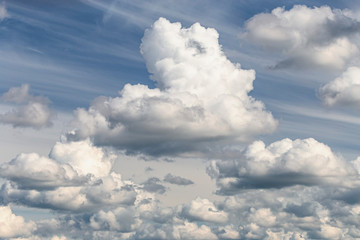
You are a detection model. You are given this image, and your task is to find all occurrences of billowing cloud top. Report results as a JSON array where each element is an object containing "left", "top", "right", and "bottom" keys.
[
  {"left": 67, "top": 18, "right": 277, "bottom": 155},
  {"left": 244, "top": 5, "right": 360, "bottom": 69},
  {"left": 0, "top": 206, "right": 36, "bottom": 238}
]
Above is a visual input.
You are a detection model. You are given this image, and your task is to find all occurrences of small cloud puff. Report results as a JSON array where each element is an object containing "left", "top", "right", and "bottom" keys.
[
  {"left": 0, "top": 84, "right": 54, "bottom": 129},
  {"left": 66, "top": 17, "right": 277, "bottom": 156},
  {"left": 244, "top": 5, "right": 360, "bottom": 70}
]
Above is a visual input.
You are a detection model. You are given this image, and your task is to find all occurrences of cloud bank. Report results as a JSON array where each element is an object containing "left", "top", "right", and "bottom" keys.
[
  {"left": 244, "top": 5, "right": 360, "bottom": 70},
  {"left": 66, "top": 17, "right": 277, "bottom": 155},
  {"left": 0, "top": 84, "right": 54, "bottom": 129}
]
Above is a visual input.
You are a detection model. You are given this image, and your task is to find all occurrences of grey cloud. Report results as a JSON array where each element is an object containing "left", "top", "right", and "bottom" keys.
[
  {"left": 163, "top": 173, "right": 194, "bottom": 186},
  {"left": 141, "top": 177, "right": 166, "bottom": 194},
  {"left": 0, "top": 84, "right": 54, "bottom": 129},
  {"left": 6, "top": 184, "right": 360, "bottom": 239}
]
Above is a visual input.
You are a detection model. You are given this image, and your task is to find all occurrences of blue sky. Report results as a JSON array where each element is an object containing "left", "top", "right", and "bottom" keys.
[{"left": 1, "top": 0, "right": 360, "bottom": 239}]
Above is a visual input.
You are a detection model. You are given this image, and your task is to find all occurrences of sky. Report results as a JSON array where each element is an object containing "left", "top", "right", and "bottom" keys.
[{"left": 1, "top": 0, "right": 360, "bottom": 239}]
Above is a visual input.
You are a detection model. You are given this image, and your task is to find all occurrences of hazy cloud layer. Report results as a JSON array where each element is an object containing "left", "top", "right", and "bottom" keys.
[
  {"left": 0, "top": 206, "right": 36, "bottom": 238},
  {"left": 244, "top": 5, "right": 360, "bottom": 70},
  {"left": 320, "top": 66, "right": 360, "bottom": 107},
  {"left": 163, "top": 173, "right": 194, "bottom": 186},
  {"left": 0, "top": 84, "right": 54, "bottom": 129},
  {"left": 66, "top": 17, "right": 277, "bottom": 155},
  {"left": 208, "top": 138, "right": 359, "bottom": 194}
]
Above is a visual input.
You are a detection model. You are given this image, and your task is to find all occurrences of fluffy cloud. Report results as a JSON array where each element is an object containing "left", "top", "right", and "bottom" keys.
[
  {"left": 180, "top": 197, "right": 228, "bottom": 223},
  {"left": 0, "top": 84, "right": 54, "bottom": 129},
  {"left": 163, "top": 173, "right": 194, "bottom": 185},
  {"left": 320, "top": 66, "right": 360, "bottom": 107},
  {"left": 244, "top": 5, "right": 360, "bottom": 69},
  {"left": 0, "top": 2, "right": 8, "bottom": 22},
  {"left": 0, "top": 140, "right": 139, "bottom": 211},
  {"left": 208, "top": 138, "right": 359, "bottom": 194},
  {"left": 0, "top": 206, "right": 36, "bottom": 238},
  {"left": 66, "top": 17, "right": 277, "bottom": 155}
]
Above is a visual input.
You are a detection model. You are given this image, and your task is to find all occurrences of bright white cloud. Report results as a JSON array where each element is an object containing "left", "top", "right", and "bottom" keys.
[
  {"left": 66, "top": 17, "right": 277, "bottom": 155},
  {"left": 244, "top": 5, "right": 360, "bottom": 69},
  {"left": 0, "top": 206, "right": 36, "bottom": 238},
  {"left": 0, "top": 84, "right": 54, "bottom": 129},
  {"left": 209, "top": 138, "right": 359, "bottom": 194},
  {"left": 320, "top": 66, "right": 360, "bottom": 107}
]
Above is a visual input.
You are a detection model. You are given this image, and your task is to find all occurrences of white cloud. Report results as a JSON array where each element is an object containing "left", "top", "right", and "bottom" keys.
[
  {"left": 0, "top": 84, "right": 54, "bottom": 129},
  {"left": 320, "top": 66, "right": 360, "bottom": 107},
  {"left": 89, "top": 207, "right": 138, "bottom": 232},
  {"left": 0, "top": 206, "right": 36, "bottom": 238},
  {"left": 0, "top": 2, "right": 9, "bottom": 22},
  {"left": 0, "top": 140, "right": 139, "bottom": 211},
  {"left": 180, "top": 197, "right": 228, "bottom": 223},
  {"left": 172, "top": 221, "right": 218, "bottom": 240},
  {"left": 209, "top": 138, "right": 359, "bottom": 194},
  {"left": 244, "top": 5, "right": 360, "bottom": 70},
  {"left": 66, "top": 17, "right": 277, "bottom": 155}
]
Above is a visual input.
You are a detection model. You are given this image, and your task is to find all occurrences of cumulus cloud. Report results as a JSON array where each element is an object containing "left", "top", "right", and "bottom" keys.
[
  {"left": 320, "top": 66, "right": 360, "bottom": 107},
  {"left": 66, "top": 17, "right": 277, "bottom": 155},
  {"left": 0, "top": 140, "right": 139, "bottom": 211},
  {"left": 0, "top": 206, "right": 36, "bottom": 238},
  {"left": 0, "top": 2, "right": 9, "bottom": 22},
  {"left": 244, "top": 5, "right": 360, "bottom": 70},
  {"left": 180, "top": 197, "right": 228, "bottom": 223},
  {"left": 208, "top": 138, "right": 359, "bottom": 194},
  {"left": 163, "top": 173, "right": 194, "bottom": 186},
  {"left": 0, "top": 84, "right": 54, "bottom": 129}
]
